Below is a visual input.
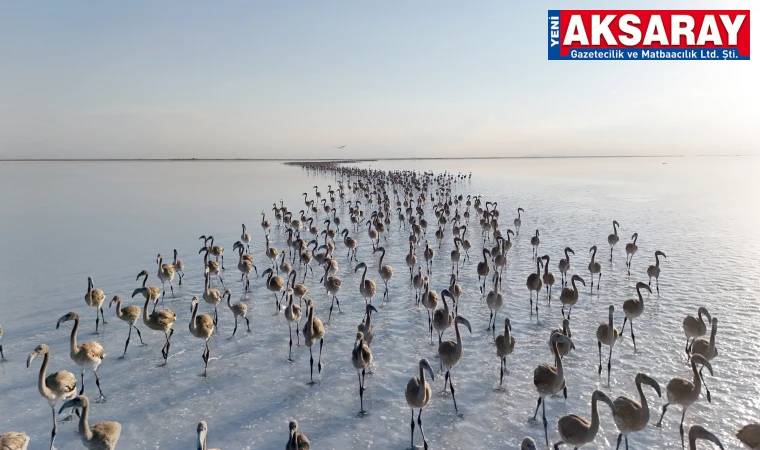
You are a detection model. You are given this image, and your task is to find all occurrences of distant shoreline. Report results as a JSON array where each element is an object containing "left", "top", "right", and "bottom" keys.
[{"left": 0, "top": 154, "right": 746, "bottom": 163}]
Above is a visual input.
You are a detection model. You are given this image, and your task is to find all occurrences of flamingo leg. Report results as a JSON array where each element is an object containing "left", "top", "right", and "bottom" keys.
[
  {"left": 541, "top": 398, "right": 548, "bottom": 446},
  {"left": 529, "top": 292, "right": 533, "bottom": 313},
  {"left": 318, "top": 338, "right": 324, "bottom": 374},
  {"left": 417, "top": 408, "right": 427, "bottom": 450},
  {"left": 449, "top": 370, "right": 458, "bottom": 413},
  {"left": 598, "top": 340, "right": 602, "bottom": 375},
  {"left": 699, "top": 366, "right": 712, "bottom": 403},
  {"left": 630, "top": 320, "right": 637, "bottom": 353},
  {"left": 49, "top": 406, "right": 58, "bottom": 450},
  {"left": 164, "top": 329, "right": 174, "bottom": 363},
  {"left": 655, "top": 402, "right": 669, "bottom": 427},
  {"left": 134, "top": 326, "right": 144, "bottom": 345},
  {"left": 309, "top": 347, "right": 314, "bottom": 383},
  {"left": 357, "top": 370, "right": 365, "bottom": 414},
  {"left": 288, "top": 324, "right": 293, "bottom": 361},
  {"left": 409, "top": 409, "right": 415, "bottom": 449},
  {"left": 607, "top": 342, "right": 613, "bottom": 385},
  {"left": 123, "top": 325, "right": 132, "bottom": 355},
  {"left": 93, "top": 369, "right": 105, "bottom": 402},
  {"left": 202, "top": 341, "right": 210, "bottom": 376},
  {"left": 656, "top": 277, "right": 660, "bottom": 296}
]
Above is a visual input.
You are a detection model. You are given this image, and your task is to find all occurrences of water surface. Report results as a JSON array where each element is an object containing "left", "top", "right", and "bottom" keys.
[{"left": 0, "top": 157, "right": 758, "bottom": 449}]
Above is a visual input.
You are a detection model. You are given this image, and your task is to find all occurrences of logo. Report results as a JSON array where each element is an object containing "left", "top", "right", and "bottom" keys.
[{"left": 548, "top": 10, "right": 750, "bottom": 60}]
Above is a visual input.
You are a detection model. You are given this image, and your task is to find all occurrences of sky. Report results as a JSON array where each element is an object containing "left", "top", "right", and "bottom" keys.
[{"left": 0, "top": 1, "right": 757, "bottom": 159}]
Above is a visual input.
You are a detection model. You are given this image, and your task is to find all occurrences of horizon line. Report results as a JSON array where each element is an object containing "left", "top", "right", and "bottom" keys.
[{"left": 0, "top": 154, "right": 747, "bottom": 163}]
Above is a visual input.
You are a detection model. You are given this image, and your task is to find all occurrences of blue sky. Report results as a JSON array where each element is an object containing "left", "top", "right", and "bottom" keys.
[{"left": 0, "top": 1, "right": 757, "bottom": 159}]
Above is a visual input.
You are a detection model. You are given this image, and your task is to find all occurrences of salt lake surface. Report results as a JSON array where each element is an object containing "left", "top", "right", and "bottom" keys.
[{"left": 0, "top": 157, "right": 758, "bottom": 449}]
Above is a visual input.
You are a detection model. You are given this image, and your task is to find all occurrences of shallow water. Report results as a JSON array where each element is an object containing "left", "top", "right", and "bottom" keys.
[{"left": 0, "top": 157, "right": 758, "bottom": 449}]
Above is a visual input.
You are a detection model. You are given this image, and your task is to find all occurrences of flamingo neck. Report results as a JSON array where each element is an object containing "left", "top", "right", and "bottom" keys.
[
  {"left": 636, "top": 380, "right": 649, "bottom": 414},
  {"left": 588, "top": 396, "right": 602, "bottom": 438},
  {"left": 37, "top": 351, "right": 52, "bottom": 399},
  {"left": 190, "top": 303, "right": 199, "bottom": 333},
  {"left": 69, "top": 318, "right": 79, "bottom": 355},
  {"left": 78, "top": 403, "right": 93, "bottom": 442},
  {"left": 114, "top": 300, "right": 124, "bottom": 320},
  {"left": 691, "top": 359, "right": 702, "bottom": 392},
  {"left": 143, "top": 297, "right": 151, "bottom": 321},
  {"left": 355, "top": 337, "right": 365, "bottom": 356},
  {"left": 708, "top": 325, "right": 717, "bottom": 352},
  {"left": 288, "top": 431, "right": 297, "bottom": 450},
  {"left": 554, "top": 342, "right": 564, "bottom": 380}
]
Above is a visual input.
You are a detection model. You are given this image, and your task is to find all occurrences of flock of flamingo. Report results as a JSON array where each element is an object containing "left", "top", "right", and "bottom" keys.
[{"left": 0, "top": 161, "right": 758, "bottom": 450}]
